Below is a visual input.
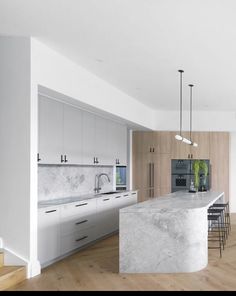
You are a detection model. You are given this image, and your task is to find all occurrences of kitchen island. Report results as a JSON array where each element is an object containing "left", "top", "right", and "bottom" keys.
[{"left": 119, "top": 190, "right": 224, "bottom": 273}]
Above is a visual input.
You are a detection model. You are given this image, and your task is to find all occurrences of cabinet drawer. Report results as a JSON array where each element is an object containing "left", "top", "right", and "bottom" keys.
[
  {"left": 61, "top": 199, "right": 96, "bottom": 218},
  {"left": 60, "top": 213, "right": 96, "bottom": 235},
  {"left": 60, "top": 227, "right": 95, "bottom": 255},
  {"left": 96, "top": 196, "right": 114, "bottom": 211},
  {"left": 125, "top": 192, "right": 138, "bottom": 206}
]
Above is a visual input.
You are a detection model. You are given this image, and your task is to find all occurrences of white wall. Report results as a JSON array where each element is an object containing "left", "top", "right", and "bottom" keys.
[
  {"left": 230, "top": 133, "right": 236, "bottom": 213},
  {"left": 31, "top": 38, "right": 156, "bottom": 130},
  {"left": 155, "top": 110, "right": 236, "bottom": 131},
  {"left": 0, "top": 37, "right": 31, "bottom": 261}
]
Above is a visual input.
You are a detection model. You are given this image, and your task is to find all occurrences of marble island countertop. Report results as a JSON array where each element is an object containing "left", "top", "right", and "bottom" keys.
[
  {"left": 121, "top": 190, "right": 224, "bottom": 212},
  {"left": 38, "top": 190, "right": 136, "bottom": 208},
  {"left": 119, "top": 190, "right": 224, "bottom": 273}
]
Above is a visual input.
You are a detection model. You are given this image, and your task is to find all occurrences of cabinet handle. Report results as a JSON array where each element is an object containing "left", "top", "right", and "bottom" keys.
[
  {"left": 37, "top": 153, "right": 41, "bottom": 162},
  {"left": 75, "top": 203, "right": 88, "bottom": 207},
  {"left": 115, "top": 196, "right": 121, "bottom": 199},
  {"left": 150, "top": 147, "right": 152, "bottom": 153},
  {"left": 64, "top": 155, "right": 68, "bottom": 163},
  {"left": 132, "top": 193, "right": 136, "bottom": 195},
  {"left": 45, "top": 210, "right": 57, "bottom": 214},
  {"left": 75, "top": 219, "right": 88, "bottom": 225},
  {"left": 96, "top": 157, "right": 99, "bottom": 164},
  {"left": 75, "top": 236, "right": 88, "bottom": 242},
  {"left": 124, "top": 194, "right": 129, "bottom": 197},
  {"left": 103, "top": 198, "right": 110, "bottom": 201},
  {"left": 153, "top": 148, "right": 155, "bottom": 153},
  {"left": 61, "top": 155, "right": 64, "bottom": 163}
]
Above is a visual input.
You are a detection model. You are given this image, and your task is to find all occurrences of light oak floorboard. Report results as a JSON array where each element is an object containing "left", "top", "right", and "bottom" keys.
[{"left": 9, "top": 214, "right": 236, "bottom": 291}]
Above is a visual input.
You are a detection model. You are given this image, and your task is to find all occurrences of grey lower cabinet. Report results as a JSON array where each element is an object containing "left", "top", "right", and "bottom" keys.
[{"left": 38, "top": 191, "right": 138, "bottom": 267}]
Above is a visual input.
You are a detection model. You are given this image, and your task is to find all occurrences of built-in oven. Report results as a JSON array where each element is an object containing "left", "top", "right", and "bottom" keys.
[
  {"left": 171, "top": 159, "right": 191, "bottom": 175},
  {"left": 171, "top": 174, "right": 191, "bottom": 192}
]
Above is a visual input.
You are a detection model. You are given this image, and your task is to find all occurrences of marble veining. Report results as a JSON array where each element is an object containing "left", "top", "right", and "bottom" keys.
[
  {"left": 119, "top": 190, "right": 224, "bottom": 273},
  {"left": 120, "top": 190, "right": 224, "bottom": 212},
  {"left": 38, "top": 165, "right": 113, "bottom": 201}
]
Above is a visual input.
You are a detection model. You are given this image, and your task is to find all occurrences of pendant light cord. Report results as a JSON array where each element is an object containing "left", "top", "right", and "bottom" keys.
[
  {"left": 178, "top": 70, "right": 184, "bottom": 137},
  {"left": 189, "top": 84, "right": 194, "bottom": 142}
]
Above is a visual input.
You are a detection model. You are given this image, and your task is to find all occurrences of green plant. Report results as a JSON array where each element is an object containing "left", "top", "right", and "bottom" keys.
[
  {"left": 199, "top": 160, "right": 208, "bottom": 185},
  {"left": 193, "top": 160, "right": 200, "bottom": 189}
]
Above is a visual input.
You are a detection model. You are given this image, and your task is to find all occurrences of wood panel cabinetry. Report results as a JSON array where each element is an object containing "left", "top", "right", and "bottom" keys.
[
  {"left": 190, "top": 132, "right": 210, "bottom": 159},
  {"left": 133, "top": 131, "right": 229, "bottom": 203},
  {"left": 132, "top": 131, "right": 171, "bottom": 202},
  {"left": 171, "top": 131, "right": 191, "bottom": 159},
  {"left": 209, "top": 132, "right": 229, "bottom": 201}
]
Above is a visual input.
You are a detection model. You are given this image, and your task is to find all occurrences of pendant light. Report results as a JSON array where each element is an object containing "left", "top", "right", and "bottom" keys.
[
  {"left": 175, "top": 70, "right": 184, "bottom": 141},
  {"left": 188, "top": 84, "right": 198, "bottom": 147}
]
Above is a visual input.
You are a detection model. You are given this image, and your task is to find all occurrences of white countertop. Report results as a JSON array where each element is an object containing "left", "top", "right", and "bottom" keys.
[
  {"left": 120, "top": 190, "right": 224, "bottom": 213},
  {"left": 38, "top": 190, "right": 137, "bottom": 208}
]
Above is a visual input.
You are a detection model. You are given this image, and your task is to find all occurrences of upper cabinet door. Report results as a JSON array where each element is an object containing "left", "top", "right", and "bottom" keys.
[
  {"left": 38, "top": 96, "right": 63, "bottom": 164},
  {"left": 190, "top": 132, "right": 210, "bottom": 159},
  {"left": 171, "top": 131, "right": 191, "bottom": 159},
  {"left": 63, "top": 104, "right": 83, "bottom": 164},
  {"left": 107, "top": 121, "right": 119, "bottom": 166},
  {"left": 82, "top": 112, "right": 95, "bottom": 165},
  {"left": 115, "top": 124, "right": 127, "bottom": 166},
  {"left": 95, "top": 116, "right": 109, "bottom": 165}
]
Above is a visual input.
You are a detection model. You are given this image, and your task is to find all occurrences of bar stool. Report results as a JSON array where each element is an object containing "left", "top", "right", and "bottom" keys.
[
  {"left": 208, "top": 208, "right": 227, "bottom": 246},
  {"left": 210, "top": 202, "right": 231, "bottom": 236},
  {"left": 208, "top": 214, "right": 224, "bottom": 257}
]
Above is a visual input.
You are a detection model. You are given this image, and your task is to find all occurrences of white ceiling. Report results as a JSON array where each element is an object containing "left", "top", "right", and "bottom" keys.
[{"left": 1, "top": 0, "right": 236, "bottom": 111}]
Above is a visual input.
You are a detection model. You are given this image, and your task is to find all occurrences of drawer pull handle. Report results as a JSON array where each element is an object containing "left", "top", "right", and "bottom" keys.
[
  {"left": 115, "top": 196, "right": 121, "bottom": 199},
  {"left": 75, "top": 203, "right": 88, "bottom": 207},
  {"left": 124, "top": 194, "right": 129, "bottom": 197},
  {"left": 132, "top": 193, "right": 136, "bottom": 195},
  {"left": 75, "top": 220, "right": 88, "bottom": 225},
  {"left": 45, "top": 210, "right": 57, "bottom": 214},
  {"left": 76, "top": 236, "right": 88, "bottom": 242},
  {"left": 103, "top": 198, "right": 110, "bottom": 201}
]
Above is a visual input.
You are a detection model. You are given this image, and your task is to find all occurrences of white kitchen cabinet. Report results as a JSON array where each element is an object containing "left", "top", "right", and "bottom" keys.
[
  {"left": 38, "top": 206, "right": 60, "bottom": 265},
  {"left": 94, "top": 116, "right": 109, "bottom": 165},
  {"left": 115, "top": 124, "right": 127, "bottom": 166},
  {"left": 38, "top": 96, "right": 63, "bottom": 164},
  {"left": 60, "top": 227, "right": 95, "bottom": 255},
  {"left": 38, "top": 191, "right": 138, "bottom": 266},
  {"left": 82, "top": 111, "right": 96, "bottom": 165},
  {"left": 63, "top": 104, "right": 83, "bottom": 164},
  {"left": 96, "top": 196, "right": 118, "bottom": 237},
  {"left": 108, "top": 122, "right": 127, "bottom": 166},
  {"left": 38, "top": 96, "right": 128, "bottom": 166}
]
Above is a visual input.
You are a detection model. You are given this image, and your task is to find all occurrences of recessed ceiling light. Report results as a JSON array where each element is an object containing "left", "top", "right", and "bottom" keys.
[{"left": 95, "top": 58, "right": 104, "bottom": 63}]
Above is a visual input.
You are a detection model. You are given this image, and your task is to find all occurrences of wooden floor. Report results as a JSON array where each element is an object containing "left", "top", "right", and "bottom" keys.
[{"left": 9, "top": 214, "right": 236, "bottom": 291}]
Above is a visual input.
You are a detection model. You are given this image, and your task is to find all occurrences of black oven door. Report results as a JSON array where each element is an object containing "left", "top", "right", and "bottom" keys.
[{"left": 171, "top": 174, "right": 190, "bottom": 192}]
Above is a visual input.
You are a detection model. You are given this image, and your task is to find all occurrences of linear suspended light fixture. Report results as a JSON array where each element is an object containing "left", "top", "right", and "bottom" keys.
[
  {"left": 188, "top": 84, "right": 198, "bottom": 147},
  {"left": 175, "top": 70, "right": 184, "bottom": 141}
]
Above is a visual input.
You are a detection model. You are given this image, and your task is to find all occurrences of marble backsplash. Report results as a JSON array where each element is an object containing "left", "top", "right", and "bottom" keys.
[{"left": 38, "top": 165, "right": 114, "bottom": 201}]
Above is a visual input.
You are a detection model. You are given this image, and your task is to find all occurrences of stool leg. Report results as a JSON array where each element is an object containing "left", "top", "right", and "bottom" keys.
[{"left": 218, "top": 219, "right": 222, "bottom": 258}]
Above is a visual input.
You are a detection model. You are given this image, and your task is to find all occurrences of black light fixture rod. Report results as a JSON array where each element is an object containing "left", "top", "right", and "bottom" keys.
[
  {"left": 178, "top": 70, "right": 184, "bottom": 136},
  {"left": 189, "top": 84, "right": 194, "bottom": 142}
]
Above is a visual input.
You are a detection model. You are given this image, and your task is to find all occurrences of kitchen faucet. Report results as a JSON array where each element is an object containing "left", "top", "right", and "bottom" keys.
[{"left": 94, "top": 173, "right": 111, "bottom": 194}]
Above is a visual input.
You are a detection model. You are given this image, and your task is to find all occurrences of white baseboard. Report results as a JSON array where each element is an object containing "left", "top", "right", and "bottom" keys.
[
  {"left": 3, "top": 247, "right": 41, "bottom": 278},
  {"left": 27, "top": 259, "right": 41, "bottom": 278}
]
